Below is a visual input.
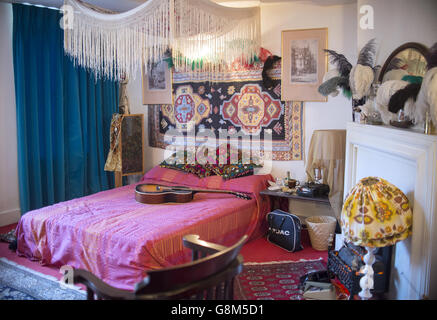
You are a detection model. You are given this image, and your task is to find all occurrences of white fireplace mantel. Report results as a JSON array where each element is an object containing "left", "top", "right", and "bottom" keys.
[{"left": 344, "top": 122, "right": 437, "bottom": 300}]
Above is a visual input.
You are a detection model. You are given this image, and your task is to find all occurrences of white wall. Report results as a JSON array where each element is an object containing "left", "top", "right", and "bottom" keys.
[
  {"left": 128, "top": 79, "right": 166, "bottom": 174},
  {"left": 127, "top": 1, "right": 358, "bottom": 182},
  {"left": 357, "top": 0, "right": 437, "bottom": 66},
  {"left": 0, "top": 2, "right": 20, "bottom": 226},
  {"left": 260, "top": 1, "right": 357, "bottom": 181}
]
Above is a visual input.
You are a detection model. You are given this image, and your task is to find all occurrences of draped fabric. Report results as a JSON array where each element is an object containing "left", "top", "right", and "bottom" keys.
[
  {"left": 13, "top": 4, "right": 119, "bottom": 214},
  {"left": 63, "top": 0, "right": 261, "bottom": 81},
  {"left": 104, "top": 114, "right": 123, "bottom": 172},
  {"left": 16, "top": 166, "right": 272, "bottom": 290}
]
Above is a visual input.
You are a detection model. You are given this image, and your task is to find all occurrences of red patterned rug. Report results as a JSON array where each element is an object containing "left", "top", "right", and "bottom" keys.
[{"left": 234, "top": 259, "right": 326, "bottom": 300}]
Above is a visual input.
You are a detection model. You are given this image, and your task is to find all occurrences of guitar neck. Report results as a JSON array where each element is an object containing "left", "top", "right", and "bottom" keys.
[
  {"left": 174, "top": 187, "right": 235, "bottom": 195},
  {"left": 147, "top": 184, "right": 251, "bottom": 200}
]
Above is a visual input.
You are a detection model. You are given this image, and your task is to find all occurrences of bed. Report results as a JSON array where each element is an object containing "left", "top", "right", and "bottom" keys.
[{"left": 15, "top": 166, "right": 272, "bottom": 290}]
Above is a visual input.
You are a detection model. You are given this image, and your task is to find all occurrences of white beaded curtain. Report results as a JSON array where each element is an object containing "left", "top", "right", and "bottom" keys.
[{"left": 63, "top": 0, "right": 261, "bottom": 81}]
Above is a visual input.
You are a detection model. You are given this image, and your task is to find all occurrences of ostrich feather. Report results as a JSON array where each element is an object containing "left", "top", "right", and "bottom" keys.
[
  {"left": 357, "top": 38, "right": 378, "bottom": 67},
  {"left": 318, "top": 76, "right": 346, "bottom": 97},
  {"left": 401, "top": 75, "right": 423, "bottom": 84},
  {"left": 342, "top": 88, "right": 352, "bottom": 99},
  {"left": 323, "top": 69, "right": 340, "bottom": 81},
  {"left": 349, "top": 64, "right": 374, "bottom": 100},
  {"left": 373, "top": 64, "right": 381, "bottom": 79},
  {"left": 375, "top": 80, "right": 409, "bottom": 124},
  {"left": 262, "top": 55, "right": 281, "bottom": 89},
  {"left": 324, "top": 49, "right": 353, "bottom": 77},
  {"left": 416, "top": 67, "right": 437, "bottom": 125},
  {"left": 382, "top": 69, "right": 409, "bottom": 82},
  {"left": 403, "top": 98, "right": 419, "bottom": 125},
  {"left": 320, "top": 69, "right": 341, "bottom": 96},
  {"left": 426, "top": 42, "right": 437, "bottom": 70},
  {"left": 385, "top": 57, "right": 404, "bottom": 73},
  {"left": 388, "top": 82, "right": 421, "bottom": 113}
]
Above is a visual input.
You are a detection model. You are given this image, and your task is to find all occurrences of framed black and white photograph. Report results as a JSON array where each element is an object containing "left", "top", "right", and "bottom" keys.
[
  {"left": 142, "top": 60, "right": 173, "bottom": 105},
  {"left": 282, "top": 28, "right": 328, "bottom": 102},
  {"left": 290, "top": 39, "right": 318, "bottom": 83}
]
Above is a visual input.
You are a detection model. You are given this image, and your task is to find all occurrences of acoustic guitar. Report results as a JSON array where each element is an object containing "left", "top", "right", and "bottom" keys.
[{"left": 135, "top": 183, "right": 252, "bottom": 204}]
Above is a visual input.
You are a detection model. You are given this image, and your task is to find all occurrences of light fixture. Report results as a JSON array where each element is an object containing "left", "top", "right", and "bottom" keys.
[{"left": 340, "top": 177, "right": 413, "bottom": 300}]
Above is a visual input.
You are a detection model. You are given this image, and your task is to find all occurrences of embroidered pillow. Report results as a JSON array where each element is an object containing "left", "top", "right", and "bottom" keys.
[
  {"left": 210, "top": 163, "right": 255, "bottom": 180},
  {"left": 199, "top": 143, "right": 262, "bottom": 180},
  {"left": 160, "top": 150, "right": 216, "bottom": 178},
  {"left": 160, "top": 144, "right": 263, "bottom": 179}
]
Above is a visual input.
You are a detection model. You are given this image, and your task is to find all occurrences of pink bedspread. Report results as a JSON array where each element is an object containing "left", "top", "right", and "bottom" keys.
[{"left": 16, "top": 167, "right": 272, "bottom": 290}]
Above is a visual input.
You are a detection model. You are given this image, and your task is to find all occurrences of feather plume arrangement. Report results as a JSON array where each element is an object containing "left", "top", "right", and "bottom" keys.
[
  {"left": 375, "top": 80, "right": 409, "bottom": 124},
  {"left": 318, "top": 76, "right": 350, "bottom": 97},
  {"left": 349, "top": 64, "right": 375, "bottom": 100},
  {"left": 323, "top": 69, "right": 340, "bottom": 81},
  {"left": 426, "top": 42, "right": 437, "bottom": 70},
  {"left": 349, "top": 39, "right": 379, "bottom": 100},
  {"left": 324, "top": 49, "right": 353, "bottom": 77},
  {"left": 388, "top": 82, "right": 422, "bottom": 114},
  {"left": 357, "top": 38, "right": 378, "bottom": 68},
  {"left": 412, "top": 43, "right": 437, "bottom": 125},
  {"left": 382, "top": 69, "right": 409, "bottom": 82},
  {"left": 320, "top": 69, "right": 341, "bottom": 97},
  {"left": 318, "top": 49, "right": 353, "bottom": 99},
  {"left": 373, "top": 64, "right": 382, "bottom": 79},
  {"left": 385, "top": 57, "right": 404, "bottom": 73},
  {"left": 416, "top": 67, "right": 437, "bottom": 126},
  {"left": 403, "top": 98, "right": 419, "bottom": 125}
]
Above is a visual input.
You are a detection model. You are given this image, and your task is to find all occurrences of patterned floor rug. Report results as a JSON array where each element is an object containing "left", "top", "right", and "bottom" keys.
[
  {"left": 234, "top": 259, "right": 326, "bottom": 300},
  {"left": 0, "top": 258, "right": 86, "bottom": 300}
]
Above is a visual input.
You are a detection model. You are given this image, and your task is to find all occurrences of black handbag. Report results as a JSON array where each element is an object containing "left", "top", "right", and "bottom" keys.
[{"left": 266, "top": 209, "right": 303, "bottom": 252}]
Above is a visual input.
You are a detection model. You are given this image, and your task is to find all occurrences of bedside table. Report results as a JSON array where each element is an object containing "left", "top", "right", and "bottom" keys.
[{"left": 260, "top": 189, "right": 334, "bottom": 224}]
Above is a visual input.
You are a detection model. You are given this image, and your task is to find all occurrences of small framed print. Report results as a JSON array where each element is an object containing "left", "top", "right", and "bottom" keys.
[
  {"left": 281, "top": 28, "right": 328, "bottom": 102},
  {"left": 142, "top": 60, "right": 173, "bottom": 105}
]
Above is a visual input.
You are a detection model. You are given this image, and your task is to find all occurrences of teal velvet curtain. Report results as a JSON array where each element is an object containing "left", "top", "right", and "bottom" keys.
[{"left": 13, "top": 4, "right": 119, "bottom": 214}]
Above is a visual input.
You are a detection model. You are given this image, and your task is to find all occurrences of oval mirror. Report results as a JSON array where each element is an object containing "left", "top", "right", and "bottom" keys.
[{"left": 379, "top": 42, "right": 429, "bottom": 83}]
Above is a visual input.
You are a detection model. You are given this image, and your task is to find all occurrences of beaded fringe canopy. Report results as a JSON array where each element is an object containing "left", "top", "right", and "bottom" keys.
[{"left": 63, "top": 0, "right": 261, "bottom": 81}]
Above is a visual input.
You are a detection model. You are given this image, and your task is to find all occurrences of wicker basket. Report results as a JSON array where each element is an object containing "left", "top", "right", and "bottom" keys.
[{"left": 305, "top": 216, "right": 337, "bottom": 251}]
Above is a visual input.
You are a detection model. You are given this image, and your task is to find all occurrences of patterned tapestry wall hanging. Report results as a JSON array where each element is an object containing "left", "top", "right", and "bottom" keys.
[{"left": 148, "top": 64, "right": 304, "bottom": 161}]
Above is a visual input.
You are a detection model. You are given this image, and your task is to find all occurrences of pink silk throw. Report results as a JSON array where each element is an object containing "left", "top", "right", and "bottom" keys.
[{"left": 16, "top": 167, "right": 272, "bottom": 290}]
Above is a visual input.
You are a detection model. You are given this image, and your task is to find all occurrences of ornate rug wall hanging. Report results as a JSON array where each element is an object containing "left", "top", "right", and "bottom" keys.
[{"left": 149, "top": 65, "right": 304, "bottom": 161}]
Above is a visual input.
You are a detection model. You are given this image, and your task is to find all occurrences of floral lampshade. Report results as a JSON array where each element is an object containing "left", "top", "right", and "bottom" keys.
[{"left": 340, "top": 177, "right": 413, "bottom": 248}]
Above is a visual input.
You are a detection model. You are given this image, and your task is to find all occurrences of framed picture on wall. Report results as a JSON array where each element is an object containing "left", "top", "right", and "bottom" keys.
[
  {"left": 142, "top": 60, "right": 173, "bottom": 105},
  {"left": 281, "top": 28, "right": 328, "bottom": 102}
]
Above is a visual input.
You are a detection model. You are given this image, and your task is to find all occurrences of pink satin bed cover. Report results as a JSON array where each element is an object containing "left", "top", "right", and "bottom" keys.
[{"left": 16, "top": 167, "right": 272, "bottom": 290}]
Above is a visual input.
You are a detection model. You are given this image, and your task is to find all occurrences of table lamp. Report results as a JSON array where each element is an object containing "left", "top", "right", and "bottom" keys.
[
  {"left": 306, "top": 129, "right": 346, "bottom": 216},
  {"left": 340, "top": 177, "right": 413, "bottom": 300}
]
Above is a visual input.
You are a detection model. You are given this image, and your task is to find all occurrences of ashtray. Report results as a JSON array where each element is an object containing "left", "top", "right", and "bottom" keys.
[
  {"left": 367, "top": 119, "right": 383, "bottom": 125},
  {"left": 390, "top": 119, "right": 413, "bottom": 128}
]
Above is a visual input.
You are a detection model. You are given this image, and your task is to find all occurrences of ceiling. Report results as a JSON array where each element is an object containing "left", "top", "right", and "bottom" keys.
[{"left": 4, "top": 0, "right": 357, "bottom": 11}]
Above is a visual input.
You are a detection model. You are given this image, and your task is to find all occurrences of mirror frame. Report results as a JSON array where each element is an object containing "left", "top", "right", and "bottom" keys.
[{"left": 378, "top": 42, "right": 429, "bottom": 82}]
